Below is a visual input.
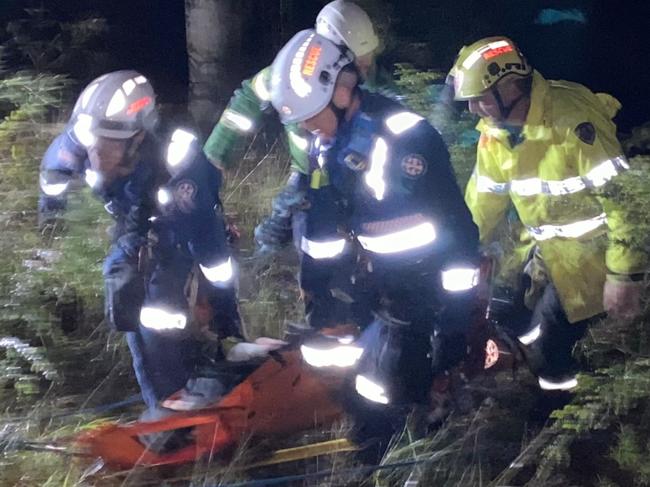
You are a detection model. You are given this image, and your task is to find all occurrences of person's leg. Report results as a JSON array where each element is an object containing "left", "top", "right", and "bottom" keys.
[
  {"left": 103, "top": 246, "right": 144, "bottom": 332},
  {"left": 519, "top": 283, "right": 591, "bottom": 390}
]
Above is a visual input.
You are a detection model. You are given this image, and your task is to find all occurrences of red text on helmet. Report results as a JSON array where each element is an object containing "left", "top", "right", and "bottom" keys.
[{"left": 302, "top": 46, "right": 323, "bottom": 77}]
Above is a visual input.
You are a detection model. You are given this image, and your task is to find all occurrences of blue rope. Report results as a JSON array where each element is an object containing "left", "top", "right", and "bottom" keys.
[{"left": 215, "top": 457, "right": 430, "bottom": 487}]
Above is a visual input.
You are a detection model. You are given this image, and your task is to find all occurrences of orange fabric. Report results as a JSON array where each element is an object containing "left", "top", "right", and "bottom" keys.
[{"left": 76, "top": 351, "right": 344, "bottom": 469}]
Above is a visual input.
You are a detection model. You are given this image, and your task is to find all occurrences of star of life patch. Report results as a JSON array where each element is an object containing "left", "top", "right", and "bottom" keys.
[
  {"left": 401, "top": 154, "right": 427, "bottom": 178},
  {"left": 174, "top": 179, "right": 197, "bottom": 213}
]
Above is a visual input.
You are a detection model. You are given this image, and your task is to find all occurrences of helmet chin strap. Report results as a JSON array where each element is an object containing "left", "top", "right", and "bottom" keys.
[
  {"left": 491, "top": 85, "right": 525, "bottom": 121},
  {"left": 328, "top": 100, "right": 347, "bottom": 127}
]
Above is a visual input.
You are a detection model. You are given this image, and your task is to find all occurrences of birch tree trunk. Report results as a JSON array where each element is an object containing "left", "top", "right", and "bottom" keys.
[{"left": 185, "top": 0, "right": 246, "bottom": 135}]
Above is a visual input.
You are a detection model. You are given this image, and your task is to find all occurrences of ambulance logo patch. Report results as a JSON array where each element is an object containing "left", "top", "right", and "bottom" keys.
[
  {"left": 575, "top": 122, "right": 596, "bottom": 145},
  {"left": 401, "top": 154, "right": 427, "bottom": 178},
  {"left": 174, "top": 180, "right": 197, "bottom": 213}
]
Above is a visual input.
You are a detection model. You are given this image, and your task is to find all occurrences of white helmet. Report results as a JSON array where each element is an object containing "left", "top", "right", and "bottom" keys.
[
  {"left": 270, "top": 29, "right": 354, "bottom": 124},
  {"left": 316, "top": 0, "right": 379, "bottom": 57},
  {"left": 71, "top": 70, "right": 158, "bottom": 147}
]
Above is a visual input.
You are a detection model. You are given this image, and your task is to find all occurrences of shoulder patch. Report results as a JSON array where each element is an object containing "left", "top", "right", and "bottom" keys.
[
  {"left": 174, "top": 179, "right": 198, "bottom": 213},
  {"left": 574, "top": 122, "right": 596, "bottom": 145},
  {"left": 401, "top": 154, "right": 427, "bottom": 179}
]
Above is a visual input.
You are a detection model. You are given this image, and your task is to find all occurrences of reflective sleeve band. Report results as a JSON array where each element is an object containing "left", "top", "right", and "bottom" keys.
[
  {"left": 517, "top": 323, "right": 542, "bottom": 345},
  {"left": 475, "top": 156, "right": 628, "bottom": 196},
  {"left": 441, "top": 267, "right": 480, "bottom": 292},
  {"left": 288, "top": 130, "right": 309, "bottom": 152},
  {"left": 166, "top": 129, "right": 196, "bottom": 167},
  {"left": 200, "top": 257, "right": 234, "bottom": 283},
  {"left": 364, "top": 137, "right": 388, "bottom": 200},
  {"left": 357, "top": 222, "right": 436, "bottom": 254},
  {"left": 221, "top": 109, "right": 253, "bottom": 132},
  {"left": 140, "top": 306, "right": 187, "bottom": 330},
  {"left": 355, "top": 374, "right": 389, "bottom": 404},
  {"left": 527, "top": 213, "right": 606, "bottom": 241},
  {"left": 538, "top": 375, "right": 578, "bottom": 391},
  {"left": 385, "top": 112, "right": 424, "bottom": 135},
  {"left": 301, "top": 236, "right": 347, "bottom": 259},
  {"left": 300, "top": 344, "right": 363, "bottom": 368},
  {"left": 39, "top": 175, "right": 69, "bottom": 196},
  {"left": 252, "top": 72, "right": 272, "bottom": 101},
  {"left": 157, "top": 188, "right": 172, "bottom": 206}
]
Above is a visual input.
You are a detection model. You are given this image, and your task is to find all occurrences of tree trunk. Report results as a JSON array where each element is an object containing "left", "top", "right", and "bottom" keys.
[{"left": 185, "top": 0, "right": 247, "bottom": 135}]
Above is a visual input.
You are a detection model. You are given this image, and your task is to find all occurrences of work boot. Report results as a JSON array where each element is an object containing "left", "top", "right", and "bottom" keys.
[{"left": 162, "top": 377, "right": 226, "bottom": 411}]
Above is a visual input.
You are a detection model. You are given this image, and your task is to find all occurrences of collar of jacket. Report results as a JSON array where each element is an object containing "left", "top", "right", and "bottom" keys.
[{"left": 475, "top": 70, "right": 553, "bottom": 143}]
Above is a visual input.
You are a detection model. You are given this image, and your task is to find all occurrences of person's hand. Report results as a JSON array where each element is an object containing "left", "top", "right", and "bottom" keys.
[
  {"left": 604, "top": 277, "right": 644, "bottom": 320},
  {"left": 253, "top": 216, "right": 292, "bottom": 251}
]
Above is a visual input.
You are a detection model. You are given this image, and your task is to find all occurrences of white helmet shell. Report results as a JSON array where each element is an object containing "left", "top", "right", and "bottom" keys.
[
  {"left": 316, "top": 0, "right": 379, "bottom": 57},
  {"left": 270, "top": 29, "right": 354, "bottom": 124},
  {"left": 71, "top": 70, "right": 157, "bottom": 145}
]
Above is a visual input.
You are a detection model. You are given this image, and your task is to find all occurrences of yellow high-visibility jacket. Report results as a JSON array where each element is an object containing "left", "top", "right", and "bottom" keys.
[{"left": 465, "top": 71, "right": 646, "bottom": 322}]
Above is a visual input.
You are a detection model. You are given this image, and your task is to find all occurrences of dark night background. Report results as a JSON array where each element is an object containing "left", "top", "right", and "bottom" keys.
[{"left": 1, "top": 0, "right": 648, "bottom": 132}]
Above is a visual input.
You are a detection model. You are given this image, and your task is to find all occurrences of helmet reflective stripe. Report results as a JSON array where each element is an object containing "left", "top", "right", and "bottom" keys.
[
  {"left": 385, "top": 112, "right": 424, "bottom": 135},
  {"left": 106, "top": 89, "right": 127, "bottom": 117},
  {"left": 364, "top": 137, "right": 388, "bottom": 200},
  {"left": 122, "top": 79, "right": 136, "bottom": 96},
  {"left": 527, "top": 213, "right": 607, "bottom": 241},
  {"left": 81, "top": 83, "right": 99, "bottom": 109},
  {"left": 316, "top": 0, "right": 379, "bottom": 57},
  {"left": 462, "top": 39, "right": 512, "bottom": 70},
  {"left": 166, "top": 129, "right": 197, "bottom": 167},
  {"left": 200, "top": 257, "right": 234, "bottom": 283},
  {"left": 73, "top": 113, "right": 96, "bottom": 147},
  {"left": 140, "top": 306, "right": 187, "bottom": 330},
  {"left": 270, "top": 30, "right": 354, "bottom": 124},
  {"left": 357, "top": 221, "right": 436, "bottom": 254},
  {"left": 290, "top": 33, "right": 317, "bottom": 98}
]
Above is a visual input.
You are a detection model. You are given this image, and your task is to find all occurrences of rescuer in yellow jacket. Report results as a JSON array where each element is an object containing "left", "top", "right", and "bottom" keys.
[{"left": 451, "top": 36, "right": 647, "bottom": 391}]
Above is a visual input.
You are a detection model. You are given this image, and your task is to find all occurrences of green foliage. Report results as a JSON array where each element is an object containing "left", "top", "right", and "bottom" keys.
[
  {"left": 3, "top": 7, "right": 111, "bottom": 78},
  {"left": 610, "top": 425, "right": 650, "bottom": 486}
]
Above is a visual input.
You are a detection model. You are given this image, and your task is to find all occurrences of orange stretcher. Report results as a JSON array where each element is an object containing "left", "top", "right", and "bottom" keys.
[{"left": 75, "top": 351, "right": 345, "bottom": 469}]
